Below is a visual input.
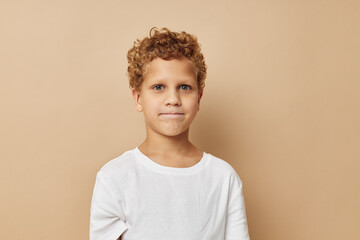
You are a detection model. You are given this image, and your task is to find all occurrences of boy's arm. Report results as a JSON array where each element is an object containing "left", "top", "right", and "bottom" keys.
[
  {"left": 90, "top": 171, "right": 128, "bottom": 240},
  {"left": 225, "top": 176, "right": 250, "bottom": 240}
]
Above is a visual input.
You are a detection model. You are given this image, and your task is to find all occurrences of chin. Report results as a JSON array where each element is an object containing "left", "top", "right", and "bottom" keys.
[
  {"left": 158, "top": 127, "right": 189, "bottom": 137},
  {"left": 160, "top": 131, "right": 185, "bottom": 137}
]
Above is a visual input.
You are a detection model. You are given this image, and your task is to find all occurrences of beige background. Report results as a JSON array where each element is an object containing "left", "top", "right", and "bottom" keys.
[{"left": 1, "top": 0, "right": 359, "bottom": 239}]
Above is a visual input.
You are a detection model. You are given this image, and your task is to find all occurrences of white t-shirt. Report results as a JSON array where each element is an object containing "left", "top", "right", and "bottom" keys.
[{"left": 90, "top": 147, "right": 250, "bottom": 240}]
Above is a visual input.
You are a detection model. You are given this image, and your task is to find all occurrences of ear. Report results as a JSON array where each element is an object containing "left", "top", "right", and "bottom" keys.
[
  {"left": 197, "top": 89, "right": 203, "bottom": 111},
  {"left": 132, "top": 88, "right": 143, "bottom": 112}
]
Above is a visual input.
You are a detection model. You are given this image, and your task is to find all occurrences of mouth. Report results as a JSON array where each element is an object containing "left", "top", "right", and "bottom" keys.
[
  {"left": 160, "top": 113, "right": 184, "bottom": 115},
  {"left": 159, "top": 113, "right": 185, "bottom": 118}
]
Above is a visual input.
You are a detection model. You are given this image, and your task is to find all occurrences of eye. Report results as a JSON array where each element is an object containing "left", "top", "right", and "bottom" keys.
[
  {"left": 153, "top": 85, "right": 164, "bottom": 90},
  {"left": 179, "top": 85, "right": 191, "bottom": 91}
]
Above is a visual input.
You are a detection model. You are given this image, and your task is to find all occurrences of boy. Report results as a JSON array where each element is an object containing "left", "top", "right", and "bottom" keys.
[{"left": 90, "top": 28, "right": 250, "bottom": 240}]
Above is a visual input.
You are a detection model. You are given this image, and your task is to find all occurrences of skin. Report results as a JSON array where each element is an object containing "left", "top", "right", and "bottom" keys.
[{"left": 132, "top": 56, "right": 204, "bottom": 167}]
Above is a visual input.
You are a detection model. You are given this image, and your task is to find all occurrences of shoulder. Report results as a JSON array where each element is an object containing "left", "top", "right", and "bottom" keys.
[
  {"left": 97, "top": 148, "right": 138, "bottom": 180},
  {"left": 206, "top": 152, "right": 241, "bottom": 179},
  {"left": 206, "top": 153, "right": 245, "bottom": 193}
]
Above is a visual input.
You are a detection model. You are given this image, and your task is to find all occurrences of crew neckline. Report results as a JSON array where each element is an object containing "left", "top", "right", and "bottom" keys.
[{"left": 134, "top": 147, "right": 208, "bottom": 175}]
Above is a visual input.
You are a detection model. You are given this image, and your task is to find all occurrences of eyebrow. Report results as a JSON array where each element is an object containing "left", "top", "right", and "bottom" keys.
[{"left": 148, "top": 78, "right": 194, "bottom": 84}]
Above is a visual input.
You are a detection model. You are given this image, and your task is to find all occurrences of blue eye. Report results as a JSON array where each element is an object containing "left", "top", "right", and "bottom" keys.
[
  {"left": 153, "top": 85, "right": 164, "bottom": 90},
  {"left": 180, "top": 85, "right": 191, "bottom": 90}
]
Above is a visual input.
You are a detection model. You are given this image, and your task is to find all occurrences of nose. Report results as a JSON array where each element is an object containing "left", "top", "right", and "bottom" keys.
[{"left": 165, "top": 89, "right": 181, "bottom": 107}]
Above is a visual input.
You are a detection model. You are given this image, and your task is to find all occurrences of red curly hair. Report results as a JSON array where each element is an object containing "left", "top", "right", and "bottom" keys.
[{"left": 127, "top": 27, "right": 207, "bottom": 91}]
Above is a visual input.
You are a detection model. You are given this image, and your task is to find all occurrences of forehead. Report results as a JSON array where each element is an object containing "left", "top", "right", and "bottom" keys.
[{"left": 143, "top": 57, "right": 196, "bottom": 83}]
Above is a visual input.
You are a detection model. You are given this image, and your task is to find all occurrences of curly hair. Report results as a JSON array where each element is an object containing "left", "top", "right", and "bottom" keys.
[{"left": 127, "top": 27, "right": 207, "bottom": 91}]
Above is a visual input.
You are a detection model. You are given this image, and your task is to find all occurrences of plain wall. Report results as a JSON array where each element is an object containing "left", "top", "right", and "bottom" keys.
[{"left": 1, "top": 0, "right": 359, "bottom": 239}]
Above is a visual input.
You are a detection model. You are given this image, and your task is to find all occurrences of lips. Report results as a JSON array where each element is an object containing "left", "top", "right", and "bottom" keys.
[
  {"left": 159, "top": 113, "right": 185, "bottom": 118},
  {"left": 160, "top": 113, "right": 184, "bottom": 115}
]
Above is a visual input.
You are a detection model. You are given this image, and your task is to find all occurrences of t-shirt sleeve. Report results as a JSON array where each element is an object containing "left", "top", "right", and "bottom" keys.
[
  {"left": 90, "top": 171, "right": 128, "bottom": 240},
  {"left": 225, "top": 172, "right": 250, "bottom": 240}
]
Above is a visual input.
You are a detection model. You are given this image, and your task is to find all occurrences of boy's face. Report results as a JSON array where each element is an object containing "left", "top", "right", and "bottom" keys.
[{"left": 132, "top": 57, "right": 203, "bottom": 138}]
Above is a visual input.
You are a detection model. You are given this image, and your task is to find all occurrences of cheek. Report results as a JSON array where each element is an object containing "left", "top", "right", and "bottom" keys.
[
  {"left": 184, "top": 97, "right": 200, "bottom": 112},
  {"left": 143, "top": 99, "right": 160, "bottom": 115}
]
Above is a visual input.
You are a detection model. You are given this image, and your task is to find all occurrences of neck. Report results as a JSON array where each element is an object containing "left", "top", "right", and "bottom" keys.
[{"left": 139, "top": 128, "right": 194, "bottom": 155}]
